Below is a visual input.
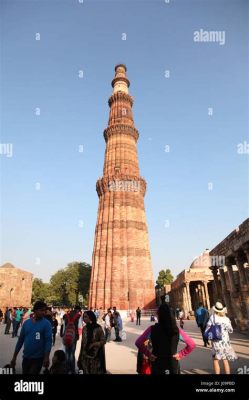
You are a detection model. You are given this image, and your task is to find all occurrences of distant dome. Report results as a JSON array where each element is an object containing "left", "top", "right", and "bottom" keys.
[
  {"left": 0, "top": 263, "right": 15, "bottom": 269},
  {"left": 190, "top": 250, "right": 211, "bottom": 269}
]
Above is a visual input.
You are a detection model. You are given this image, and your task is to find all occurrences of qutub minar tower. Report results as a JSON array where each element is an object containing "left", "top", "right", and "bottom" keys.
[{"left": 89, "top": 65, "right": 155, "bottom": 310}]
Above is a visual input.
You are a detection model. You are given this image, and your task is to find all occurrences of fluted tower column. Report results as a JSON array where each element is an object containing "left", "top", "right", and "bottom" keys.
[{"left": 89, "top": 65, "right": 155, "bottom": 310}]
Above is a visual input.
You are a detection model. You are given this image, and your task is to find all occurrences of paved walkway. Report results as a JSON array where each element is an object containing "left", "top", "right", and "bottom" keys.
[{"left": 0, "top": 319, "right": 248, "bottom": 374}]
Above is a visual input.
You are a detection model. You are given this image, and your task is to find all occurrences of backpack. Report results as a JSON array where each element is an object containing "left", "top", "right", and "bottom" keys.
[
  {"left": 204, "top": 315, "right": 222, "bottom": 342},
  {"left": 63, "top": 313, "right": 79, "bottom": 348}
]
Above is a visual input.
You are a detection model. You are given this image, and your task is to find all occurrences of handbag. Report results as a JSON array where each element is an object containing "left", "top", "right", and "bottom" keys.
[
  {"left": 141, "top": 357, "right": 151, "bottom": 374},
  {"left": 204, "top": 315, "right": 222, "bottom": 341}
]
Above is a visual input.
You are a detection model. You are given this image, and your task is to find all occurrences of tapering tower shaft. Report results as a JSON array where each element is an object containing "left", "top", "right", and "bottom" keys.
[{"left": 89, "top": 65, "right": 155, "bottom": 310}]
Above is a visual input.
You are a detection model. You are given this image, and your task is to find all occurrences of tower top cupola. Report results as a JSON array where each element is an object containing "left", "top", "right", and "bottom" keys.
[{"left": 112, "top": 64, "right": 130, "bottom": 94}]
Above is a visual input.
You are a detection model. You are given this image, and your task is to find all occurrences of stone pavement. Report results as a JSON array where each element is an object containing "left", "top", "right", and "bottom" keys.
[{"left": 0, "top": 318, "right": 248, "bottom": 374}]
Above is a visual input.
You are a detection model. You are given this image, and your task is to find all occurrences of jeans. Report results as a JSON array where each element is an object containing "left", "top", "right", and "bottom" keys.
[
  {"left": 4, "top": 319, "right": 11, "bottom": 334},
  {"left": 12, "top": 320, "right": 21, "bottom": 337},
  {"left": 200, "top": 325, "right": 209, "bottom": 345},
  {"left": 52, "top": 332, "right": 56, "bottom": 346},
  {"left": 104, "top": 328, "right": 111, "bottom": 342},
  {"left": 65, "top": 341, "right": 77, "bottom": 373},
  {"left": 114, "top": 327, "right": 122, "bottom": 341}
]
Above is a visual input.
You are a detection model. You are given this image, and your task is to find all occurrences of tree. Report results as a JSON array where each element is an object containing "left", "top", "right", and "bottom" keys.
[
  {"left": 50, "top": 269, "right": 69, "bottom": 305},
  {"left": 67, "top": 262, "right": 91, "bottom": 304},
  {"left": 49, "top": 262, "right": 92, "bottom": 306},
  {"left": 32, "top": 278, "right": 51, "bottom": 303},
  {"left": 156, "top": 269, "right": 174, "bottom": 287}
]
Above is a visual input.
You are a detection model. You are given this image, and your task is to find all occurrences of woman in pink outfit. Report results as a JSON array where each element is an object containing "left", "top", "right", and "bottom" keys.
[{"left": 135, "top": 303, "right": 196, "bottom": 374}]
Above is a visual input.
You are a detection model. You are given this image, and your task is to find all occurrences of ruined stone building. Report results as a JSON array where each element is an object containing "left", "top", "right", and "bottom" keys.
[
  {"left": 210, "top": 218, "right": 249, "bottom": 331},
  {"left": 169, "top": 250, "right": 215, "bottom": 314},
  {"left": 0, "top": 263, "right": 33, "bottom": 309}
]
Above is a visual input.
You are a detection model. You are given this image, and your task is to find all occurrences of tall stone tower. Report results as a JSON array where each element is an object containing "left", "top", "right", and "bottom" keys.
[{"left": 89, "top": 64, "right": 155, "bottom": 310}]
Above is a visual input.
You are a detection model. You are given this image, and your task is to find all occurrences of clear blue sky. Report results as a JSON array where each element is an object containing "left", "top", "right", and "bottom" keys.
[{"left": 0, "top": 0, "right": 248, "bottom": 282}]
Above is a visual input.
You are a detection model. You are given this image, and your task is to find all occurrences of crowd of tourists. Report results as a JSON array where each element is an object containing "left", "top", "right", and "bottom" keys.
[{"left": 0, "top": 299, "right": 238, "bottom": 375}]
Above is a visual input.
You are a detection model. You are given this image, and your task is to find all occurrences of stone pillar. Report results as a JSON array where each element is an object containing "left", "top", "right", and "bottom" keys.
[
  {"left": 234, "top": 252, "right": 248, "bottom": 287},
  {"left": 172, "top": 290, "right": 176, "bottom": 309},
  {"left": 203, "top": 281, "right": 210, "bottom": 309},
  {"left": 179, "top": 288, "right": 182, "bottom": 308},
  {"left": 242, "top": 243, "right": 249, "bottom": 264},
  {"left": 184, "top": 285, "right": 191, "bottom": 313},
  {"left": 226, "top": 263, "right": 237, "bottom": 293},
  {"left": 182, "top": 287, "right": 187, "bottom": 314},
  {"left": 210, "top": 266, "right": 222, "bottom": 301},
  {"left": 185, "top": 282, "right": 192, "bottom": 311},
  {"left": 234, "top": 251, "right": 249, "bottom": 319},
  {"left": 225, "top": 258, "right": 247, "bottom": 331},
  {"left": 200, "top": 282, "right": 206, "bottom": 308},
  {"left": 176, "top": 289, "right": 179, "bottom": 307},
  {"left": 219, "top": 267, "right": 233, "bottom": 319},
  {"left": 195, "top": 286, "right": 199, "bottom": 310}
]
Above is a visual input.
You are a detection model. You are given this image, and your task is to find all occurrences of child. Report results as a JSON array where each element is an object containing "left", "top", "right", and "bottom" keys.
[{"left": 49, "top": 350, "right": 67, "bottom": 374}]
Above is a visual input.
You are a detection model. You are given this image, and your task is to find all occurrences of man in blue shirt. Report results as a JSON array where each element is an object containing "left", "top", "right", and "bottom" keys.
[
  {"left": 10, "top": 301, "right": 52, "bottom": 374},
  {"left": 195, "top": 302, "right": 209, "bottom": 347}
]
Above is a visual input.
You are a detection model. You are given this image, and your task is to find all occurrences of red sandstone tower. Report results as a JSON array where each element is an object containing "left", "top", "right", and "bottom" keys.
[{"left": 89, "top": 65, "right": 155, "bottom": 310}]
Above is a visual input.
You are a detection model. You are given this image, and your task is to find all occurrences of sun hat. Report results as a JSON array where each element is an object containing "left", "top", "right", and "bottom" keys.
[{"left": 213, "top": 301, "right": 227, "bottom": 313}]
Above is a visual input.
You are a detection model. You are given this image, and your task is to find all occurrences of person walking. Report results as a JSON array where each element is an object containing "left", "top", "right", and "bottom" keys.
[
  {"left": 21, "top": 308, "right": 32, "bottom": 326},
  {"left": 136, "top": 307, "right": 141, "bottom": 326},
  {"left": 135, "top": 303, "right": 196, "bottom": 374},
  {"left": 77, "top": 310, "right": 106, "bottom": 374},
  {"left": 104, "top": 310, "right": 112, "bottom": 342},
  {"left": 179, "top": 310, "right": 184, "bottom": 329},
  {"left": 10, "top": 301, "right": 52, "bottom": 374},
  {"left": 4, "top": 308, "right": 12, "bottom": 334},
  {"left": 12, "top": 307, "right": 23, "bottom": 337},
  {"left": 62, "top": 305, "right": 81, "bottom": 374},
  {"left": 205, "top": 302, "right": 237, "bottom": 374},
  {"left": 130, "top": 310, "right": 135, "bottom": 322},
  {"left": 52, "top": 314, "right": 58, "bottom": 346},
  {"left": 195, "top": 302, "right": 209, "bottom": 347},
  {"left": 113, "top": 311, "right": 123, "bottom": 342}
]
